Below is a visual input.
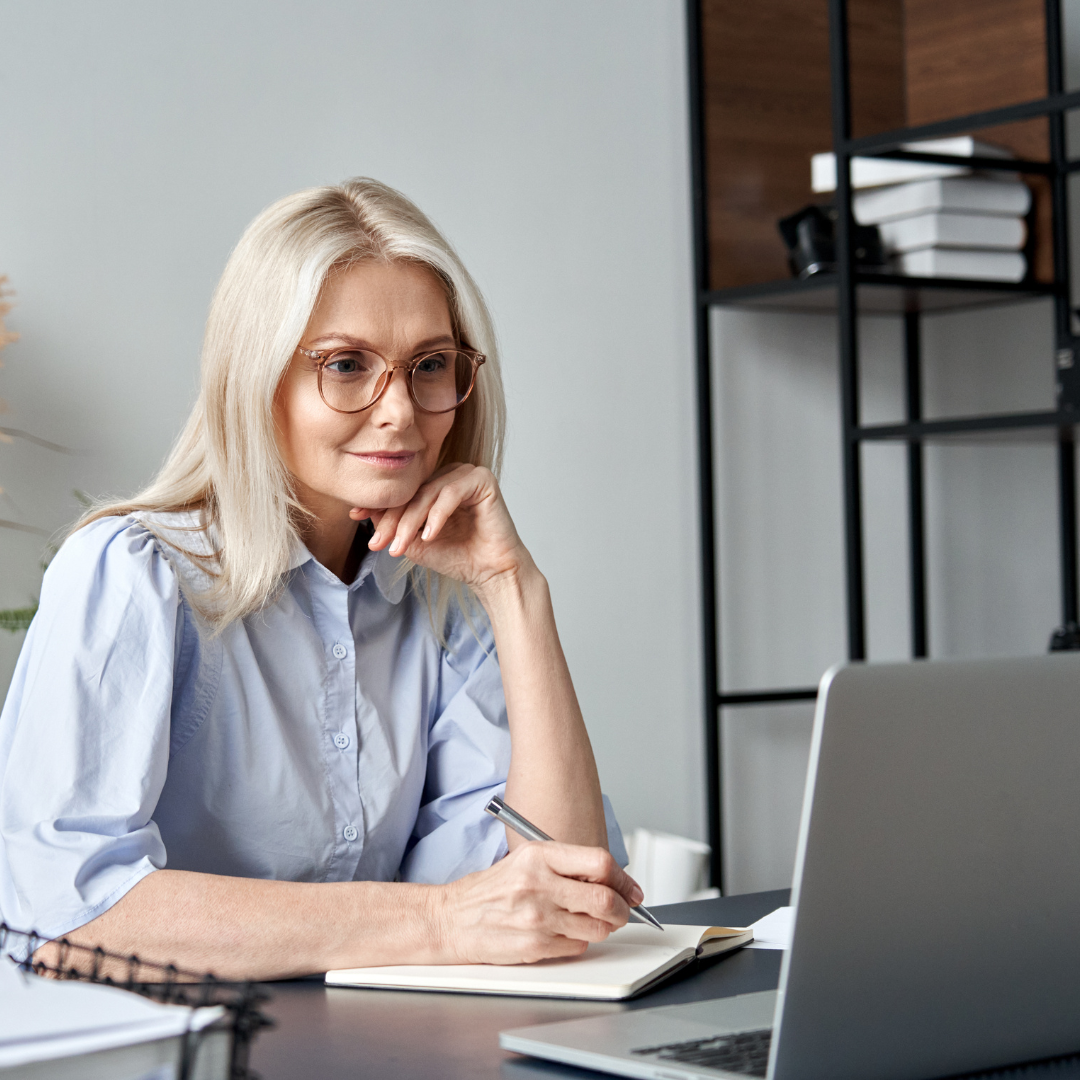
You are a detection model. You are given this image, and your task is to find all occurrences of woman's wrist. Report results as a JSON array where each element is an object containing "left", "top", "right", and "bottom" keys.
[
  {"left": 470, "top": 551, "right": 547, "bottom": 615},
  {"left": 423, "top": 881, "right": 458, "bottom": 965}
]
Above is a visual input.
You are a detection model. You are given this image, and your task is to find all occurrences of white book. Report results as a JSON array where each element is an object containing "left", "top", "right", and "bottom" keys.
[
  {"left": 326, "top": 922, "right": 753, "bottom": 1001},
  {"left": 812, "top": 137, "right": 1013, "bottom": 193},
  {"left": 899, "top": 137, "right": 1013, "bottom": 158},
  {"left": 0, "top": 959, "right": 227, "bottom": 1078},
  {"left": 896, "top": 248, "right": 1026, "bottom": 282},
  {"left": 813, "top": 155, "right": 967, "bottom": 193},
  {"left": 854, "top": 177, "right": 1032, "bottom": 224},
  {"left": 878, "top": 211, "right": 1026, "bottom": 253},
  {"left": 0, "top": 1030, "right": 232, "bottom": 1080}
]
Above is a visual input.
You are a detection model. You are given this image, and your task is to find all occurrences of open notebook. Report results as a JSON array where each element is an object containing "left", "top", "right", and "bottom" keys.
[{"left": 325, "top": 922, "right": 752, "bottom": 1001}]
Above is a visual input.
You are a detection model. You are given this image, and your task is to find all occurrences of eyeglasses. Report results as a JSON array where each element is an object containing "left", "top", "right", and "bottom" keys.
[{"left": 296, "top": 345, "right": 486, "bottom": 415}]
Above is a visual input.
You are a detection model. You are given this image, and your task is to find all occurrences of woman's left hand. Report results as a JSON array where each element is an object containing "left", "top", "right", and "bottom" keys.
[{"left": 351, "top": 464, "right": 530, "bottom": 594}]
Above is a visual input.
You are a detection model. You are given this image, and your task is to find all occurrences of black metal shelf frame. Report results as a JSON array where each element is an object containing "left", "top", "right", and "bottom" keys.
[
  {"left": 686, "top": 0, "right": 1080, "bottom": 890},
  {"left": 705, "top": 272, "right": 1059, "bottom": 312}
]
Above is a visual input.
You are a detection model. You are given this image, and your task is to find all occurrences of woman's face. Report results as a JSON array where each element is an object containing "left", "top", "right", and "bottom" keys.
[{"left": 275, "top": 259, "right": 457, "bottom": 520}]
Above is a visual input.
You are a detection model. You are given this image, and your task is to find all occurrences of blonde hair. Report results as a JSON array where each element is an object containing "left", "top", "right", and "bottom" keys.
[{"left": 80, "top": 177, "right": 506, "bottom": 630}]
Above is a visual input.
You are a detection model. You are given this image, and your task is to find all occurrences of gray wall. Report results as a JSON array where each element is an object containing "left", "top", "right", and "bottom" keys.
[
  {"left": 715, "top": 301, "right": 1060, "bottom": 892},
  {"left": 0, "top": 2, "right": 702, "bottom": 842},
  {"left": 2, "top": 3, "right": 1071, "bottom": 897}
]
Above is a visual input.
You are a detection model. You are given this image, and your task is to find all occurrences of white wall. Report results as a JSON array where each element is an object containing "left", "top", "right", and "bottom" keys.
[{"left": 0, "top": 2, "right": 702, "bottom": 840}]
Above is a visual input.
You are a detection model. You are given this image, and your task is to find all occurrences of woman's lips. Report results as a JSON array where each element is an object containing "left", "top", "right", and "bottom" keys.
[{"left": 348, "top": 450, "right": 418, "bottom": 470}]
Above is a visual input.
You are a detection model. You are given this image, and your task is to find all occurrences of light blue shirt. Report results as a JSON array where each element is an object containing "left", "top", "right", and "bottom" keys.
[{"left": 0, "top": 512, "right": 626, "bottom": 943}]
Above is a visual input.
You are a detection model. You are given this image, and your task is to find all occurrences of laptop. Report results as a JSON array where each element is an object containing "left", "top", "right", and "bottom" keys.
[{"left": 501, "top": 654, "right": 1080, "bottom": 1080}]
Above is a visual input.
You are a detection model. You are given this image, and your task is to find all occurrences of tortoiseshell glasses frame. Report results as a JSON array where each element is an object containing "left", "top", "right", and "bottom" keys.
[{"left": 296, "top": 344, "right": 486, "bottom": 415}]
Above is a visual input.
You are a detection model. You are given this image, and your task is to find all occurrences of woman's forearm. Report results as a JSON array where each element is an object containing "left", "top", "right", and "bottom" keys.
[
  {"left": 48, "top": 869, "right": 444, "bottom": 981},
  {"left": 42, "top": 842, "right": 641, "bottom": 981},
  {"left": 363, "top": 465, "right": 609, "bottom": 851},
  {"left": 475, "top": 559, "right": 607, "bottom": 850}
]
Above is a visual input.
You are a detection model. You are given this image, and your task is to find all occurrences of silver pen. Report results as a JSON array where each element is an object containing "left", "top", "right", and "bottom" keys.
[{"left": 484, "top": 794, "right": 664, "bottom": 931}]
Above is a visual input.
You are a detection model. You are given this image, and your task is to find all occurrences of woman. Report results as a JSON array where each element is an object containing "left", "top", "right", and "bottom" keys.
[{"left": 0, "top": 178, "right": 640, "bottom": 979}]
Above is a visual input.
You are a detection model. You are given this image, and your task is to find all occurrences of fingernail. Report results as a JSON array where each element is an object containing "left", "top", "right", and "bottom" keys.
[
  {"left": 421, "top": 525, "right": 431, "bottom": 541},
  {"left": 631, "top": 886, "right": 644, "bottom": 905},
  {"left": 389, "top": 537, "right": 401, "bottom": 554},
  {"left": 370, "top": 531, "right": 381, "bottom": 546}
]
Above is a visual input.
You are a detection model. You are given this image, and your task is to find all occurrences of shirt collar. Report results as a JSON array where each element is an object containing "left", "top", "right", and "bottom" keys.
[
  {"left": 286, "top": 535, "right": 312, "bottom": 574},
  {"left": 287, "top": 537, "right": 408, "bottom": 605},
  {"left": 370, "top": 547, "right": 409, "bottom": 604}
]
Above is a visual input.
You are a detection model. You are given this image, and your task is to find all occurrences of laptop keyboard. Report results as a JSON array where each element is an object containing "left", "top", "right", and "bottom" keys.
[{"left": 631, "top": 1028, "right": 772, "bottom": 1077}]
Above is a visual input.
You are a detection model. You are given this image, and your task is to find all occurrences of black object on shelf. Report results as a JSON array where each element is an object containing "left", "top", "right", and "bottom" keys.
[
  {"left": 777, "top": 204, "right": 886, "bottom": 279},
  {"left": 685, "top": 0, "right": 1080, "bottom": 893}
]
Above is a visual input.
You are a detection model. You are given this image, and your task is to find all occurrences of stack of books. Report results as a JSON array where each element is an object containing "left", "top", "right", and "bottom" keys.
[{"left": 811, "top": 139, "right": 1032, "bottom": 282}]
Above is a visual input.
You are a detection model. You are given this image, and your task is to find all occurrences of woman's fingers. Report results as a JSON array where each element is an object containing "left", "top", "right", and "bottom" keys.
[
  {"left": 349, "top": 507, "right": 382, "bottom": 526},
  {"left": 546, "top": 874, "right": 631, "bottom": 932},
  {"left": 513, "top": 844, "right": 642, "bottom": 930},
  {"left": 388, "top": 473, "right": 472, "bottom": 554},
  {"left": 540, "top": 843, "right": 644, "bottom": 908},
  {"left": 454, "top": 843, "right": 644, "bottom": 961},
  {"left": 350, "top": 464, "right": 525, "bottom": 591},
  {"left": 420, "top": 482, "right": 476, "bottom": 543},
  {"left": 368, "top": 465, "right": 487, "bottom": 555},
  {"left": 537, "top": 853, "right": 637, "bottom": 934},
  {"left": 368, "top": 505, "right": 406, "bottom": 550},
  {"left": 538, "top": 907, "right": 622, "bottom": 945}
]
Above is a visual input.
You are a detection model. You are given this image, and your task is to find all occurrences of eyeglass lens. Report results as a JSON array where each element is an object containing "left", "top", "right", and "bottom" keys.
[{"left": 320, "top": 350, "right": 476, "bottom": 413}]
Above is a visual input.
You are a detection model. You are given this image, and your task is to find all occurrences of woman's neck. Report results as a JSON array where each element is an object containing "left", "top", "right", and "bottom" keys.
[{"left": 298, "top": 505, "right": 371, "bottom": 584}]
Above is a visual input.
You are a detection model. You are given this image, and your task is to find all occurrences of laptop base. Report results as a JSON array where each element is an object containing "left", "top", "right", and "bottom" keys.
[{"left": 500, "top": 991, "right": 777, "bottom": 1080}]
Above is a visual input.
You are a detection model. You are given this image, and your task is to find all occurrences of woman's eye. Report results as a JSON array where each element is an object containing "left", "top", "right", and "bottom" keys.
[
  {"left": 326, "top": 352, "right": 376, "bottom": 376},
  {"left": 416, "top": 354, "right": 448, "bottom": 374}
]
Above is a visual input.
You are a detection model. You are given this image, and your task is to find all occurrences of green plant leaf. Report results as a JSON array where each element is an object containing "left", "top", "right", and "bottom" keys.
[{"left": 0, "top": 604, "right": 36, "bottom": 632}]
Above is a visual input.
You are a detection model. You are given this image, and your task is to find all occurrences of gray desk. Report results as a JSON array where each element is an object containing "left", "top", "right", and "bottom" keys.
[{"left": 247, "top": 889, "right": 790, "bottom": 1080}]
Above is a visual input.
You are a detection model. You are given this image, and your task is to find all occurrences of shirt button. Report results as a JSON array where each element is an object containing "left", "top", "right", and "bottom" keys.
[
  {"left": 334, "top": 732, "right": 351, "bottom": 750},
  {"left": 343, "top": 824, "right": 358, "bottom": 842},
  {"left": 332, "top": 643, "right": 347, "bottom": 660}
]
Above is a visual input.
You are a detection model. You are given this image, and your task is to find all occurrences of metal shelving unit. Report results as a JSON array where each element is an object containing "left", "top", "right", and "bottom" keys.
[{"left": 687, "top": 0, "right": 1080, "bottom": 891}]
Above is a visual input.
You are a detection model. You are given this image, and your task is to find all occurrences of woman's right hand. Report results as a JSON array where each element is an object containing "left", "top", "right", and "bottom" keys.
[{"left": 433, "top": 843, "right": 644, "bottom": 965}]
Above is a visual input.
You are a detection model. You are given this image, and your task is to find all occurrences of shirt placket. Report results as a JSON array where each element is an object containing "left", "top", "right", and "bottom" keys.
[{"left": 308, "top": 569, "right": 365, "bottom": 881}]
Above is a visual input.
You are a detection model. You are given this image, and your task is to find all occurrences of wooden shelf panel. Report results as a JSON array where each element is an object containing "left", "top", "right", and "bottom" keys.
[
  {"left": 702, "top": 0, "right": 1052, "bottom": 290},
  {"left": 701, "top": 0, "right": 832, "bottom": 290}
]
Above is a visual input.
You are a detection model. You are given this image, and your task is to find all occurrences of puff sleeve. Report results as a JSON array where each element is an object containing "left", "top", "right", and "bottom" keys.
[{"left": 0, "top": 516, "right": 180, "bottom": 944}]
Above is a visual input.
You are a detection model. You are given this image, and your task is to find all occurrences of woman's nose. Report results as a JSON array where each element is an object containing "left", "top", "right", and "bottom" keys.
[{"left": 371, "top": 366, "right": 415, "bottom": 424}]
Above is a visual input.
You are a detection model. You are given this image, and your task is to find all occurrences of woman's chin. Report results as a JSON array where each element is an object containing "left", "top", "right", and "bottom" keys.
[{"left": 347, "top": 479, "right": 422, "bottom": 512}]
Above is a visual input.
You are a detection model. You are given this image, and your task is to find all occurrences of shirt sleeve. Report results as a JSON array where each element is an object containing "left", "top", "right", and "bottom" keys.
[
  {"left": 0, "top": 515, "right": 180, "bottom": 946},
  {"left": 398, "top": 603, "right": 628, "bottom": 884},
  {"left": 399, "top": 607, "right": 509, "bottom": 884}
]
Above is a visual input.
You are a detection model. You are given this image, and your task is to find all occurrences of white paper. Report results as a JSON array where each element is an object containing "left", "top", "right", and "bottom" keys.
[
  {"left": 0, "top": 958, "right": 223, "bottom": 1068},
  {"left": 745, "top": 906, "right": 794, "bottom": 950}
]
